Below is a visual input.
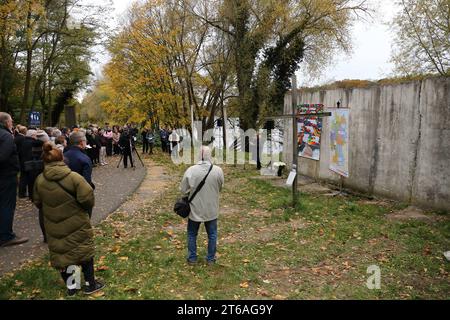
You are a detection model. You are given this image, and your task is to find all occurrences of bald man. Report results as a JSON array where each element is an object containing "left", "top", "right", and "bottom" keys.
[{"left": 180, "top": 146, "right": 224, "bottom": 265}]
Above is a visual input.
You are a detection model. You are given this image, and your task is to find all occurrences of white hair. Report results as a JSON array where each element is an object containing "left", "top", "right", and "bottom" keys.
[
  {"left": 52, "top": 129, "right": 62, "bottom": 138},
  {"left": 36, "top": 130, "right": 49, "bottom": 142},
  {"left": 26, "top": 129, "right": 37, "bottom": 138},
  {"left": 0, "top": 112, "right": 11, "bottom": 126},
  {"left": 200, "top": 146, "right": 212, "bottom": 162}
]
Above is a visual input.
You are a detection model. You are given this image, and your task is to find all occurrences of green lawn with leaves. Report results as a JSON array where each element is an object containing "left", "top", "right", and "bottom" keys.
[{"left": 0, "top": 153, "right": 449, "bottom": 300}]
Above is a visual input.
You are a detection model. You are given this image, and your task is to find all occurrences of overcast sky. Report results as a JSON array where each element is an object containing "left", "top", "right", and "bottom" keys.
[{"left": 89, "top": 0, "right": 400, "bottom": 88}]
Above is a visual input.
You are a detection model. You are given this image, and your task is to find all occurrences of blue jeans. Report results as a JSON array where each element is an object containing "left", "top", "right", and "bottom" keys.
[
  {"left": 187, "top": 219, "right": 217, "bottom": 263},
  {"left": 0, "top": 175, "right": 17, "bottom": 242}
]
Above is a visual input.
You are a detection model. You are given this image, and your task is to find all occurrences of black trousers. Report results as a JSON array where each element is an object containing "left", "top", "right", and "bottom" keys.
[
  {"left": 18, "top": 170, "right": 35, "bottom": 199},
  {"left": 60, "top": 258, "right": 95, "bottom": 288},
  {"left": 123, "top": 151, "right": 134, "bottom": 168},
  {"left": 106, "top": 139, "right": 113, "bottom": 156},
  {"left": 0, "top": 175, "right": 17, "bottom": 242},
  {"left": 161, "top": 140, "right": 168, "bottom": 152},
  {"left": 94, "top": 147, "right": 100, "bottom": 164},
  {"left": 113, "top": 143, "right": 121, "bottom": 155},
  {"left": 26, "top": 170, "right": 40, "bottom": 201},
  {"left": 18, "top": 170, "right": 28, "bottom": 198},
  {"left": 143, "top": 140, "right": 149, "bottom": 154}
]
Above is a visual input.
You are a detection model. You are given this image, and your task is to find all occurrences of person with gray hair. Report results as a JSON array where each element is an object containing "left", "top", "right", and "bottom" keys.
[
  {"left": 64, "top": 131, "right": 95, "bottom": 192},
  {"left": 0, "top": 112, "right": 29, "bottom": 247},
  {"left": 180, "top": 146, "right": 224, "bottom": 265}
]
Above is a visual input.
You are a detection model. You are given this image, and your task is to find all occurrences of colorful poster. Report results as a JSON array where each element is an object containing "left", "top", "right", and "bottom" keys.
[
  {"left": 329, "top": 109, "right": 350, "bottom": 177},
  {"left": 297, "top": 104, "right": 323, "bottom": 161}
]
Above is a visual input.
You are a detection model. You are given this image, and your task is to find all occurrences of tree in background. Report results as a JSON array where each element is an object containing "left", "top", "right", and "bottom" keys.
[
  {"left": 99, "top": 0, "right": 370, "bottom": 132},
  {"left": 391, "top": 0, "right": 450, "bottom": 76},
  {"left": 100, "top": 0, "right": 234, "bottom": 131},
  {"left": 0, "top": 0, "right": 111, "bottom": 126},
  {"left": 190, "top": 0, "right": 371, "bottom": 130}
]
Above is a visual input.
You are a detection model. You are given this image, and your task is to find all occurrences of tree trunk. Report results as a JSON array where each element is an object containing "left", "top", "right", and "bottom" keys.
[{"left": 20, "top": 5, "right": 33, "bottom": 124}]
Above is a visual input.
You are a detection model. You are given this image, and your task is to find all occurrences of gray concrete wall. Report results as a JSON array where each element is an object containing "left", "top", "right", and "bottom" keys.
[{"left": 283, "top": 77, "right": 450, "bottom": 212}]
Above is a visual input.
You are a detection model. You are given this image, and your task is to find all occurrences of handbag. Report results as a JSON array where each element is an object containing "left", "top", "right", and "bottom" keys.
[
  {"left": 24, "top": 160, "right": 44, "bottom": 173},
  {"left": 174, "top": 164, "right": 213, "bottom": 218}
]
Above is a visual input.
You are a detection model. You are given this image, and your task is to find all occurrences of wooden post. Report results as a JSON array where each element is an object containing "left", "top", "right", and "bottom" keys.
[
  {"left": 222, "top": 99, "right": 227, "bottom": 158},
  {"left": 291, "top": 75, "right": 299, "bottom": 206}
]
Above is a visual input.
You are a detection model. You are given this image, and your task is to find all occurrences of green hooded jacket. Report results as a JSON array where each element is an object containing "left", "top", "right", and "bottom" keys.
[{"left": 33, "top": 161, "right": 95, "bottom": 269}]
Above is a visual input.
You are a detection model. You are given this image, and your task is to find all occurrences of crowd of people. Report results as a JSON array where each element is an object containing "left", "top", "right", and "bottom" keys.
[
  {"left": 0, "top": 111, "right": 223, "bottom": 297},
  {"left": 0, "top": 113, "right": 150, "bottom": 295}
]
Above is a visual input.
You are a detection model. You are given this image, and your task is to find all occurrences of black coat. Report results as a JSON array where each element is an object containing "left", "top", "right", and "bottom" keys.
[
  {"left": 94, "top": 134, "right": 102, "bottom": 149},
  {"left": 0, "top": 126, "right": 20, "bottom": 176},
  {"left": 14, "top": 134, "right": 25, "bottom": 154},
  {"left": 119, "top": 134, "right": 132, "bottom": 152},
  {"left": 18, "top": 136, "right": 35, "bottom": 169},
  {"left": 86, "top": 134, "right": 96, "bottom": 148}
]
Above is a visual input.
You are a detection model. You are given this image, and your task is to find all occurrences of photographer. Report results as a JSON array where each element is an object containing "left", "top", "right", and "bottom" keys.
[{"left": 118, "top": 128, "right": 134, "bottom": 168}]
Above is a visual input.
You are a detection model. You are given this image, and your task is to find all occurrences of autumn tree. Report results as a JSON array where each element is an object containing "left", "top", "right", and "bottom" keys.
[
  {"left": 101, "top": 0, "right": 234, "bottom": 131},
  {"left": 0, "top": 0, "right": 110, "bottom": 125},
  {"left": 391, "top": 0, "right": 450, "bottom": 76},
  {"left": 190, "top": 0, "right": 371, "bottom": 129},
  {"left": 100, "top": 0, "right": 370, "bottom": 132}
]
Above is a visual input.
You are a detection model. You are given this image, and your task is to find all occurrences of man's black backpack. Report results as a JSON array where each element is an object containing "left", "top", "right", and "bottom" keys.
[{"left": 174, "top": 164, "right": 213, "bottom": 218}]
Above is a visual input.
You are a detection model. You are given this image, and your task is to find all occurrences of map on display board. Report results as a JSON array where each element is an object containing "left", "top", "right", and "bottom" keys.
[{"left": 329, "top": 109, "right": 350, "bottom": 178}]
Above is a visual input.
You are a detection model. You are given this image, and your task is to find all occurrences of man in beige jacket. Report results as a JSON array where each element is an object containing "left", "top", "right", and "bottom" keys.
[{"left": 180, "top": 146, "right": 224, "bottom": 265}]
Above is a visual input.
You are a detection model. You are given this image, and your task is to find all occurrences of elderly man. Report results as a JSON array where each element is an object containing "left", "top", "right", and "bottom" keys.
[
  {"left": 64, "top": 131, "right": 95, "bottom": 190},
  {"left": 0, "top": 112, "right": 29, "bottom": 247},
  {"left": 180, "top": 146, "right": 224, "bottom": 265}
]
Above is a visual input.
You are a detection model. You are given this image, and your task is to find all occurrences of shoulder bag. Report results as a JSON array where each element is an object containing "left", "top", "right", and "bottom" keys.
[{"left": 174, "top": 164, "right": 213, "bottom": 218}]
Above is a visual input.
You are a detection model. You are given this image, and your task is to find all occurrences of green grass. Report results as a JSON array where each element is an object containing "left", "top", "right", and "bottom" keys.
[{"left": 0, "top": 155, "right": 449, "bottom": 300}]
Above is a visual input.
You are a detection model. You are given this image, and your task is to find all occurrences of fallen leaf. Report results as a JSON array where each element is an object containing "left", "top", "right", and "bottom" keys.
[
  {"left": 240, "top": 282, "right": 249, "bottom": 288},
  {"left": 119, "top": 256, "right": 129, "bottom": 261},
  {"left": 259, "top": 290, "right": 270, "bottom": 297},
  {"left": 423, "top": 246, "right": 432, "bottom": 256},
  {"left": 342, "top": 261, "right": 352, "bottom": 269},
  {"left": 97, "top": 265, "right": 109, "bottom": 271},
  {"left": 92, "top": 291, "right": 105, "bottom": 298}
]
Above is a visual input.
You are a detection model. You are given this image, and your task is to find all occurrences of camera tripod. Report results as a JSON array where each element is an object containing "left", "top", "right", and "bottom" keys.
[{"left": 117, "top": 143, "right": 145, "bottom": 168}]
